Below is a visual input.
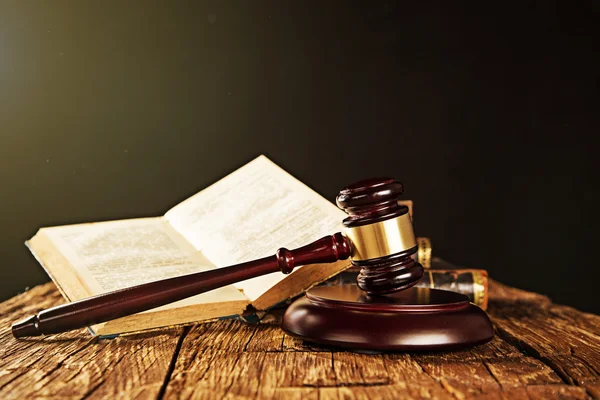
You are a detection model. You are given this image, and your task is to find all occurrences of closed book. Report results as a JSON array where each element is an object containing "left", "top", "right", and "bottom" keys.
[{"left": 324, "top": 266, "right": 488, "bottom": 310}]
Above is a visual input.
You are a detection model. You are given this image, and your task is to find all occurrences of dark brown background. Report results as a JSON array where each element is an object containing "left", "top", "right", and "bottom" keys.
[{"left": 1, "top": 2, "right": 598, "bottom": 313}]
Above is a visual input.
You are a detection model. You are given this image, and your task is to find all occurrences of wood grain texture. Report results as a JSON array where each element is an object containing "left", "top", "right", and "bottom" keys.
[{"left": 1, "top": 278, "right": 599, "bottom": 399}]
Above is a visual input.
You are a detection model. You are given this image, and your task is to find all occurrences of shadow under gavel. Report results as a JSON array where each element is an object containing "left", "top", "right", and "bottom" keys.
[{"left": 12, "top": 178, "right": 422, "bottom": 338}]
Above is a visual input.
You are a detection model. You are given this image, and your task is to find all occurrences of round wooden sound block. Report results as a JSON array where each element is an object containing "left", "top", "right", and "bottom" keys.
[{"left": 281, "top": 285, "right": 494, "bottom": 351}]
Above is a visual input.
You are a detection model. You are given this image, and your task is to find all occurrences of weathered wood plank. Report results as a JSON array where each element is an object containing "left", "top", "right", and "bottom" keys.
[
  {"left": 1, "top": 279, "right": 599, "bottom": 400},
  {"left": 261, "top": 388, "right": 319, "bottom": 400},
  {"left": 246, "top": 323, "right": 284, "bottom": 352},
  {"left": 1, "top": 329, "right": 183, "bottom": 399},
  {"left": 282, "top": 333, "right": 329, "bottom": 352},
  {"left": 166, "top": 351, "right": 337, "bottom": 399},
  {"left": 383, "top": 353, "right": 453, "bottom": 399},
  {"left": 484, "top": 357, "right": 564, "bottom": 388},
  {"left": 471, "top": 384, "right": 591, "bottom": 399},
  {"left": 332, "top": 352, "right": 389, "bottom": 386},
  {"left": 414, "top": 335, "right": 522, "bottom": 363},
  {"left": 318, "top": 385, "right": 412, "bottom": 400},
  {"left": 186, "top": 319, "right": 258, "bottom": 352},
  {"left": 286, "top": 352, "right": 337, "bottom": 387},
  {"left": 487, "top": 278, "right": 600, "bottom": 391},
  {"left": 165, "top": 351, "right": 254, "bottom": 399},
  {"left": 549, "top": 305, "right": 600, "bottom": 334},
  {"left": 491, "top": 303, "right": 600, "bottom": 387},
  {"left": 417, "top": 359, "right": 500, "bottom": 398},
  {"left": 585, "top": 383, "right": 600, "bottom": 399},
  {"left": 0, "top": 283, "right": 182, "bottom": 400}
]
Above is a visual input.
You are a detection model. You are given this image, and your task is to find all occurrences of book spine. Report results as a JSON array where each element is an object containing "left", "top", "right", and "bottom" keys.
[
  {"left": 324, "top": 268, "right": 489, "bottom": 310},
  {"left": 415, "top": 236, "right": 432, "bottom": 268},
  {"left": 419, "top": 268, "right": 488, "bottom": 310}
]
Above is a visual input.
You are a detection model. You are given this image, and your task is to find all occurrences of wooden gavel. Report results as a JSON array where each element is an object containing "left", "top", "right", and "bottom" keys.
[{"left": 12, "top": 178, "right": 424, "bottom": 338}]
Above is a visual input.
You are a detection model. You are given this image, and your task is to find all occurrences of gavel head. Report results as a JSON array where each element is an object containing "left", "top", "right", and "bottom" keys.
[{"left": 336, "top": 178, "right": 424, "bottom": 295}]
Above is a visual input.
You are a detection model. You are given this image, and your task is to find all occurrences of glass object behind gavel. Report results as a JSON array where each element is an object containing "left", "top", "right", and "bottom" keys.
[{"left": 12, "top": 178, "right": 425, "bottom": 338}]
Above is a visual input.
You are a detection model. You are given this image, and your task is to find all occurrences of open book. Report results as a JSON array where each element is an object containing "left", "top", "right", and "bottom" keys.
[{"left": 27, "top": 156, "right": 351, "bottom": 336}]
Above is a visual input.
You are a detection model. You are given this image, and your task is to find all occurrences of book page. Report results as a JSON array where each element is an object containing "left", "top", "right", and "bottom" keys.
[
  {"left": 40, "top": 217, "right": 248, "bottom": 310},
  {"left": 165, "top": 155, "right": 346, "bottom": 301}
]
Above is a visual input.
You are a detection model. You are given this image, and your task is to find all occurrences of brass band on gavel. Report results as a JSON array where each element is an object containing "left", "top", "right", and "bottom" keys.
[{"left": 343, "top": 213, "right": 416, "bottom": 261}]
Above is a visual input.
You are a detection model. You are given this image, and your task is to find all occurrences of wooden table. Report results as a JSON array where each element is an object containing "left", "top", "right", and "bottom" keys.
[{"left": 1, "top": 280, "right": 598, "bottom": 399}]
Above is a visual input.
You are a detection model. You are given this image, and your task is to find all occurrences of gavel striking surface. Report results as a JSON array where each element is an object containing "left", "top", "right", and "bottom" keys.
[
  {"left": 281, "top": 286, "right": 494, "bottom": 351},
  {"left": 282, "top": 177, "right": 494, "bottom": 351}
]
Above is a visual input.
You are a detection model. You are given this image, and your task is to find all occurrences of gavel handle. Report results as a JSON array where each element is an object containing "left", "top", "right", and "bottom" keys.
[{"left": 12, "top": 233, "right": 351, "bottom": 338}]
